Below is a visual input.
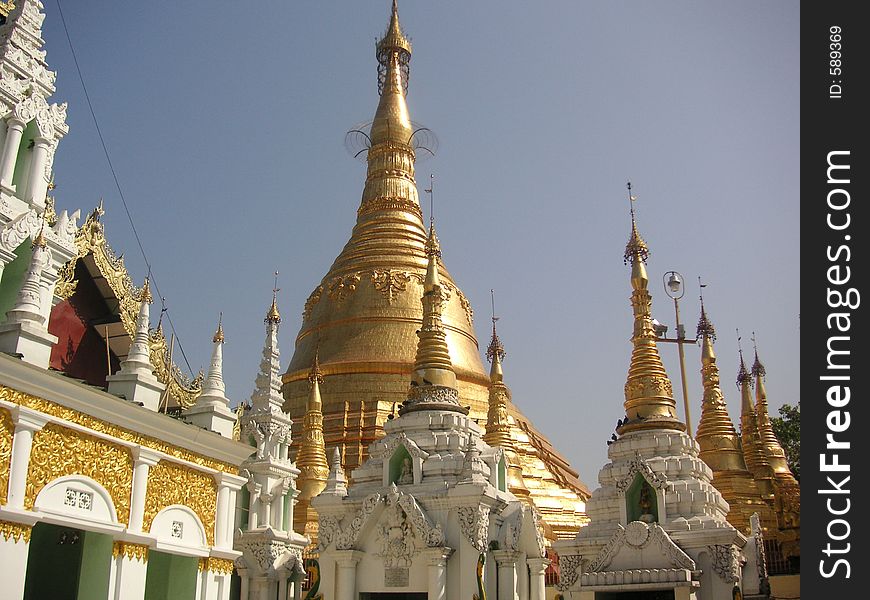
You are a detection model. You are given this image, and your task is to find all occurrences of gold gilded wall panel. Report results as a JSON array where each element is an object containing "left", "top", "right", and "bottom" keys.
[
  {"left": 143, "top": 460, "right": 217, "bottom": 546},
  {"left": 0, "top": 408, "right": 13, "bottom": 505},
  {"left": 0, "top": 384, "right": 236, "bottom": 473},
  {"left": 24, "top": 423, "right": 133, "bottom": 523}
]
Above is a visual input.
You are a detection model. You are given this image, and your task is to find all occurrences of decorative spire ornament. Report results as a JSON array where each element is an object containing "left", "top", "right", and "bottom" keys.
[
  {"left": 201, "top": 314, "right": 226, "bottom": 398},
  {"left": 619, "top": 183, "right": 683, "bottom": 434},
  {"left": 737, "top": 332, "right": 775, "bottom": 502}
]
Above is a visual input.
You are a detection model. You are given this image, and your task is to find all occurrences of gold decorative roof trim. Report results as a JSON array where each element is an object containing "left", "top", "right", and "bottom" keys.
[
  {"left": 0, "top": 384, "right": 238, "bottom": 473},
  {"left": 0, "top": 408, "right": 12, "bottom": 505},
  {"left": 113, "top": 541, "right": 149, "bottom": 563},
  {"left": 54, "top": 205, "right": 203, "bottom": 408},
  {"left": 199, "top": 557, "right": 234, "bottom": 574}
]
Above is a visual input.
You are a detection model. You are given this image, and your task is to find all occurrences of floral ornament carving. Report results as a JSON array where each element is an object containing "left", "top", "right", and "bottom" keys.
[
  {"left": 199, "top": 557, "right": 235, "bottom": 575},
  {"left": 0, "top": 208, "right": 40, "bottom": 255},
  {"left": 113, "top": 541, "right": 149, "bottom": 563},
  {"left": 555, "top": 554, "right": 583, "bottom": 591},
  {"left": 327, "top": 274, "right": 361, "bottom": 306},
  {"left": 25, "top": 423, "right": 133, "bottom": 524},
  {"left": 588, "top": 525, "right": 626, "bottom": 572},
  {"left": 0, "top": 385, "right": 237, "bottom": 473},
  {"left": 588, "top": 522, "right": 695, "bottom": 573},
  {"left": 381, "top": 432, "right": 428, "bottom": 461},
  {"left": 530, "top": 506, "right": 548, "bottom": 559},
  {"left": 458, "top": 505, "right": 490, "bottom": 553},
  {"left": 335, "top": 493, "right": 382, "bottom": 550},
  {"left": 371, "top": 270, "right": 412, "bottom": 304},
  {"left": 708, "top": 544, "right": 740, "bottom": 583},
  {"left": 243, "top": 412, "right": 291, "bottom": 460},
  {"left": 317, "top": 514, "right": 341, "bottom": 552},
  {"left": 750, "top": 512, "right": 768, "bottom": 580},
  {"left": 454, "top": 288, "right": 474, "bottom": 326},
  {"left": 624, "top": 375, "right": 674, "bottom": 403},
  {"left": 303, "top": 286, "right": 323, "bottom": 320},
  {"left": 143, "top": 460, "right": 217, "bottom": 546},
  {"left": 615, "top": 452, "right": 669, "bottom": 493},
  {"left": 377, "top": 489, "right": 417, "bottom": 568},
  {"left": 237, "top": 537, "right": 290, "bottom": 574},
  {"left": 0, "top": 409, "right": 13, "bottom": 505},
  {"left": 0, "top": 520, "right": 32, "bottom": 543}
]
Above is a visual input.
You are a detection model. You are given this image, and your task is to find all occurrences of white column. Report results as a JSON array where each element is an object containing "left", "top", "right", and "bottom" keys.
[
  {"left": 526, "top": 557, "right": 550, "bottom": 600},
  {"left": 0, "top": 522, "right": 33, "bottom": 600},
  {"left": 291, "top": 574, "right": 303, "bottom": 600},
  {"left": 492, "top": 550, "right": 520, "bottom": 600},
  {"left": 334, "top": 550, "right": 363, "bottom": 600},
  {"left": 6, "top": 408, "right": 49, "bottom": 509},
  {"left": 270, "top": 490, "right": 283, "bottom": 530},
  {"left": 25, "top": 137, "right": 51, "bottom": 208},
  {"left": 425, "top": 547, "right": 453, "bottom": 600},
  {"left": 277, "top": 569, "right": 288, "bottom": 600},
  {"left": 225, "top": 487, "right": 238, "bottom": 546},
  {"left": 247, "top": 482, "right": 260, "bottom": 529},
  {"left": 0, "top": 118, "right": 25, "bottom": 189},
  {"left": 215, "top": 485, "right": 230, "bottom": 548},
  {"left": 128, "top": 448, "right": 161, "bottom": 532},
  {"left": 237, "top": 568, "right": 250, "bottom": 600},
  {"left": 110, "top": 544, "right": 149, "bottom": 600}
]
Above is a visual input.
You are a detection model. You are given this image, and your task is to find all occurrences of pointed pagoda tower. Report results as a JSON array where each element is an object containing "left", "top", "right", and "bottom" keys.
[
  {"left": 737, "top": 348, "right": 776, "bottom": 504},
  {"left": 554, "top": 199, "right": 749, "bottom": 600},
  {"left": 693, "top": 300, "right": 777, "bottom": 536},
  {"left": 237, "top": 290, "right": 308, "bottom": 599},
  {"left": 314, "top": 221, "right": 548, "bottom": 600},
  {"left": 751, "top": 345, "right": 800, "bottom": 561},
  {"left": 281, "top": 0, "right": 587, "bottom": 539},
  {"left": 293, "top": 349, "right": 329, "bottom": 543}
]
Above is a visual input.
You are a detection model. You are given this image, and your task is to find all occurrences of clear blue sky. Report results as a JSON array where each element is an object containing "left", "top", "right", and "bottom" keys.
[{"left": 42, "top": 1, "right": 799, "bottom": 487}]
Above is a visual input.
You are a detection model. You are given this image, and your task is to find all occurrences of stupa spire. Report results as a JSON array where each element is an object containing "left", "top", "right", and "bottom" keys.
[
  {"left": 737, "top": 334, "right": 775, "bottom": 501},
  {"left": 201, "top": 314, "right": 226, "bottom": 397},
  {"left": 294, "top": 348, "right": 330, "bottom": 537},
  {"left": 694, "top": 299, "right": 774, "bottom": 534},
  {"left": 251, "top": 284, "right": 285, "bottom": 412},
  {"left": 751, "top": 337, "right": 796, "bottom": 478},
  {"left": 620, "top": 184, "right": 683, "bottom": 434}
]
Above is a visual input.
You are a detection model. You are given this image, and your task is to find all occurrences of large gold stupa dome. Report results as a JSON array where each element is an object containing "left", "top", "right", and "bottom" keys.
[{"left": 283, "top": 1, "right": 588, "bottom": 540}]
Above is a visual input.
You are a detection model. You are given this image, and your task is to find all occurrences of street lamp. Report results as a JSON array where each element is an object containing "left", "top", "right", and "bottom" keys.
[{"left": 660, "top": 270, "right": 695, "bottom": 436}]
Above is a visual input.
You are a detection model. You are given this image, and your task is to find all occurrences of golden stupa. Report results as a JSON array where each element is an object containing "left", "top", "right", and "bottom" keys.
[{"left": 282, "top": 1, "right": 589, "bottom": 539}]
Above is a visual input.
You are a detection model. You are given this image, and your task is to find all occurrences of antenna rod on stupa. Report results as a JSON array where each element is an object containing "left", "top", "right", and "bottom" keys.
[
  {"left": 620, "top": 182, "right": 684, "bottom": 434},
  {"left": 266, "top": 269, "right": 281, "bottom": 325},
  {"left": 425, "top": 173, "right": 435, "bottom": 228}
]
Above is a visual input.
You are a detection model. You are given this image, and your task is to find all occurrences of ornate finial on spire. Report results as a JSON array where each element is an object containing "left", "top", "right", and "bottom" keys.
[
  {"left": 623, "top": 181, "right": 649, "bottom": 266},
  {"left": 736, "top": 330, "right": 751, "bottom": 386},
  {"left": 266, "top": 270, "right": 282, "bottom": 324},
  {"left": 486, "top": 289, "right": 506, "bottom": 383},
  {"left": 696, "top": 278, "right": 716, "bottom": 342},
  {"left": 377, "top": 0, "right": 412, "bottom": 64},
  {"left": 213, "top": 313, "right": 225, "bottom": 344},
  {"left": 751, "top": 332, "right": 765, "bottom": 378},
  {"left": 309, "top": 344, "right": 324, "bottom": 386},
  {"left": 620, "top": 183, "right": 682, "bottom": 434},
  {"left": 32, "top": 209, "right": 48, "bottom": 249}
]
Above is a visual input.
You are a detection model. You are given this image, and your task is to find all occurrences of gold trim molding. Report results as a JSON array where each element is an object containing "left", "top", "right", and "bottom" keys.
[
  {"left": 143, "top": 461, "right": 217, "bottom": 546},
  {"left": 25, "top": 423, "right": 133, "bottom": 524},
  {"left": 0, "top": 520, "right": 31, "bottom": 543},
  {"left": 0, "top": 408, "right": 12, "bottom": 505},
  {"left": 112, "top": 541, "right": 149, "bottom": 563},
  {"left": 0, "top": 384, "right": 237, "bottom": 473},
  {"left": 199, "top": 557, "right": 235, "bottom": 574}
]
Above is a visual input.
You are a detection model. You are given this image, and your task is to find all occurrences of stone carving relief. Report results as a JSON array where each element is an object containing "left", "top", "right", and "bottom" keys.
[
  {"left": 0, "top": 209, "right": 40, "bottom": 255},
  {"left": 555, "top": 554, "right": 583, "bottom": 591},
  {"left": 615, "top": 452, "right": 669, "bottom": 494},
  {"left": 381, "top": 432, "right": 428, "bottom": 461},
  {"left": 326, "top": 274, "right": 361, "bottom": 306},
  {"left": 335, "top": 492, "right": 382, "bottom": 550},
  {"left": 302, "top": 285, "right": 323, "bottom": 320},
  {"left": 458, "top": 505, "right": 490, "bottom": 553},
  {"left": 371, "top": 270, "right": 412, "bottom": 304},
  {"left": 587, "top": 522, "right": 695, "bottom": 573},
  {"left": 318, "top": 514, "right": 341, "bottom": 552},
  {"left": 708, "top": 544, "right": 740, "bottom": 583},
  {"left": 243, "top": 412, "right": 290, "bottom": 460},
  {"left": 237, "top": 537, "right": 290, "bottom": 574}
]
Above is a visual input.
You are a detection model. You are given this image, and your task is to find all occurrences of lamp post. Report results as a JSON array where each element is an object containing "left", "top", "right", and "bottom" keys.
[{"left": 659, "top": 271, "right": 695, "bottom": 436}]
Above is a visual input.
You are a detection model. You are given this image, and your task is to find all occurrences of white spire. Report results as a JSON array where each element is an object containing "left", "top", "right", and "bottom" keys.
[
  {"left": 4, "top": 236, "right": 48, "bottom": 326},
  {"left": 118, "top": 280, "right": 154, "bottom": 376},
  {"left": 323, "top": 447, "right": 348, "bottom": 497},
  {"left": 201, "top": 315, "right": 226, "bottom": 397},
  {"left": 251, "top": 299, "right": 284, "bottom": 413}
]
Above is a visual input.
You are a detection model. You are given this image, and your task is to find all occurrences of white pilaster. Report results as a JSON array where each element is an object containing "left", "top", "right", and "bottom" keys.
[
  {"left": 214, "top": 472, "right": 246, "bottom": 550},
  {"left": 0, "top": 118, "right": 24, "bottom": 191},
  {"left": 334, "top": 550, "right": 363, "bottom": 600},
  {"left": 127, "top": 448, "right": 161, "bottom": 533},
  {"left": 25, "top": 137, "right": 50, "bottom": 209},
  {"left": 0, "top": 521, "right": 33, "bottom": 600},
  {"left": 425, "top": 547, "right": 453, "bottom": 600},
  {"left": 526, "top": 557, "right": 550, "bottom": 600},
  {"left": 109, "top": 547, "right": 149, "bottom": 600},
  {"left": 492, "top": 550, "right": 520, "bottom": 600},
  {"left": 6, "top": 407, "right": 49, "bottom": 509}
]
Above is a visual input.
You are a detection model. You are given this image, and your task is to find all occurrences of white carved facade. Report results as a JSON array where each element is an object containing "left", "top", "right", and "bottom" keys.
[{"left": 314, "top": 406, "right": 549, "bottom": 600}]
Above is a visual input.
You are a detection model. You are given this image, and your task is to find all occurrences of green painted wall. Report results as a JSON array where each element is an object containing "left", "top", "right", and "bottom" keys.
[
  {"left": 24, "top": 523, "right": 83, "bottom": 600},
  {"left": 77, "top": 530, "right": 113, "bottom": 599},
  {"left": 626, "top": 473, "right": 658, "bottom": 523},
  {"left": 144, "top": 550, "right": 198, "bottom": 600},
  {"left": 497, "top": 458, "right": 507, "bottom": 492},
  {"left": 12, "top": 120, "right": 37, "bottom": 193},
  {"left": 0, "top": 240, "right": 33, "bottom": 322}
]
